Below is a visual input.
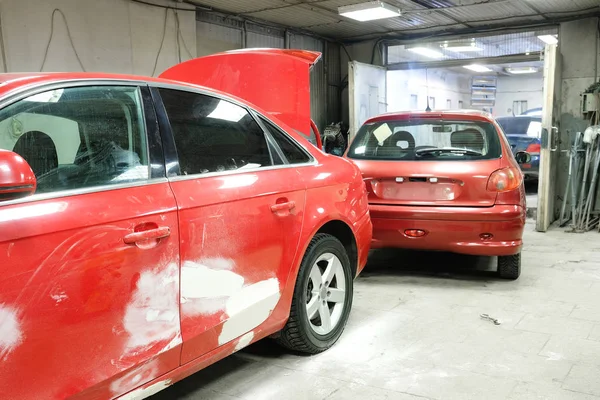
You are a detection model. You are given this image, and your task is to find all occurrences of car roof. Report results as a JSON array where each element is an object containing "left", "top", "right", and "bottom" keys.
[
  {"left": 0, "top": 72, "right": 249, "bottom": 106},
  {"left": 496, "top": 115, "right": 542, "bottom": 121},
  {"left": 365, "top": 109, "right": 495, "bottom": 125}
]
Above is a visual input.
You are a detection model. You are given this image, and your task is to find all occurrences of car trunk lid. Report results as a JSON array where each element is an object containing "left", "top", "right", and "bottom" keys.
[{"left": 354, "top": 159, "right": 501, "bottom": 207}]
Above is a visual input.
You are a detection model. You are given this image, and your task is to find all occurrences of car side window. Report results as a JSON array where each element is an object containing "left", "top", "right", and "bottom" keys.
[
  {"left": 259, "top": 117, "right": 311, "bottom": 165},
  {"left": 0, "top": 86, "right": 149, "bottom": 195},
  {"left": 158, "top": 89, "right": 273, "bottom": 175}
]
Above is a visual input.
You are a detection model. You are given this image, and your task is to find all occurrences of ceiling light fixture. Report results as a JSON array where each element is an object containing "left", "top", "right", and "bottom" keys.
[
  {"left": 463, "top": 64, "right": 492, "bottom": 73},
  {"left": 538, "top": 34, "right": 558, "bottom": 45},
  {"left": 442, "top": 40, "right": 483, "bottom": 52},
  {"left": 338, "top": 1, "right": 401, "bottom": 22},
  {"left": 505, "top": 67, "right": 538, "bottom": 74},
  {"left": 408, "top": 47, "right": 445, "bottom": 59}
]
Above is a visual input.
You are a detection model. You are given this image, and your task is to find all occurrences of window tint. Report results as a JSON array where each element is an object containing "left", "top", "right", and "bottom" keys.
[
  {"left": 260, "top": 117, "right": 311, "bottom": 165},
  {"left": 348, "top": 119, "right": 501, "bottom": 161},
  {"left": 0, "top": 86, "right": 149, "bottom": 194},
  {"left": 159, "top": 89, "right": 273, "bottom": 175}
]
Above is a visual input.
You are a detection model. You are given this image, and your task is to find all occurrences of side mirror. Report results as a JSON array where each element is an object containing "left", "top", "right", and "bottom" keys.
[
  {"left": 0, "top": 150, "right": 36, "bottom": 201},
  {"left": 515, "top": 151, "right": 532, "bottom": 165}
]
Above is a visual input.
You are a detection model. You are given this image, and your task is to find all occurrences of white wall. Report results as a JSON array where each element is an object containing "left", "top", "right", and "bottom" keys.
[
  {"left": 0, "top": 0, "right": 197, "bottom": 76},
  {"left": 494, "top": 75, "right": 543, "bottom": 117},
  {"left": 387, "top": 68, "right": 471, "bottom": 112}
]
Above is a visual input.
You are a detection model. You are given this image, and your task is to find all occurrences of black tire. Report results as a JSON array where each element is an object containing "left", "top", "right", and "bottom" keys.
[
  {"left": 276, "top": 233, "right": 353, "bottom": 354},
  {"left": 498, "top": 252, "right": 521, "bottom": 280}
]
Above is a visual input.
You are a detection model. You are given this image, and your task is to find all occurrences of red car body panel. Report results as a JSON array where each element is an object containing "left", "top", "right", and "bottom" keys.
[
  {"left": 0, "top": 50, "right": 371, "bottom": 400},
  {"left": 160, "top": 49, "right": 323, "bottom": 148},
  {"left": 348, "top": 110, "right": 525, "bottom": 256}
]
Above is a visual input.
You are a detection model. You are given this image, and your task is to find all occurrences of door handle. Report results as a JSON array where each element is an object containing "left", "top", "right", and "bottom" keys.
[
  {"left": 123, "top": 226, "right": 171, "bottom": 245},
  {"left": 271, "top": 200, "right": 296, "bottom": 216}
]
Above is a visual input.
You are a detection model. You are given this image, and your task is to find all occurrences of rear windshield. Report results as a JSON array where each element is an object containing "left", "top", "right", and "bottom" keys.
[
  {"left": 348, "top": 119, "right": 502, "bottom": 161},
  {"left": 497, "top": 117, "right": 542, "bottom": 137}
]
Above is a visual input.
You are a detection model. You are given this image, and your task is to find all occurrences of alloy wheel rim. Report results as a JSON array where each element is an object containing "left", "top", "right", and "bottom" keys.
[{"left": 305, "top": 252, "right": 346, "bottom": 335}]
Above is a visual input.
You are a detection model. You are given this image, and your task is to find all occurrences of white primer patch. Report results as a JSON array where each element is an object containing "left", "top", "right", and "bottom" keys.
[
  {"left": 235, "top": 332, "right": 254, "bottom": 351},
  {"left": 50, "top": 292, "right": 68, "bottom": 304},
  {"left": 110, "top": 359, "right": 159, "bottom": 396},
  {"left": 116, "top": 379, "right": 172, "bottom": 400},
  {"left": 0, "top": 305, "right": 22, "bottom": 359},
  {"left": 122, "top": 263, "right": 181, "bottom": 356},
  {"left": 219, "top": 278, "right": 281, "bottom": 345},
  {"left": 180, "top": 259, "right": 244, "bottom": 316}
]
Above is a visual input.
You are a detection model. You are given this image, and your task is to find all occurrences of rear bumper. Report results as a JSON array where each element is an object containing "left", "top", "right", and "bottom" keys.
[
  {"left": 354, "top": 210, "right": 373, "bottom": 277},
  {"left": 369, "top": 204, "right": 525, "bottom": 256}
]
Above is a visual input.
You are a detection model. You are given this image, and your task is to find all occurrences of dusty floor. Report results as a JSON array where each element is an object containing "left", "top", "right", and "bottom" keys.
[{"left": 152, "top": 221, "right": 600, "bottom": 400}]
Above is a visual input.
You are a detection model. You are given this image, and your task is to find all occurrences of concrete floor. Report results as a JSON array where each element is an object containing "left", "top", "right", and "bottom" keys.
[{"left": 152, "top": 221, "right": 600, "bottom": 400}]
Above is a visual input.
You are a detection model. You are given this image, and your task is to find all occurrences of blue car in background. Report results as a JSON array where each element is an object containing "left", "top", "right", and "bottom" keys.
[{"left": 496, "top": 115, "right": 542, "bottom": 181}]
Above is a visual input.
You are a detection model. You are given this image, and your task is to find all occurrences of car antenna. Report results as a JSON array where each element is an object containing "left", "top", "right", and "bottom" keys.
[{"left": 425, "top": 68, "right": 431, "bottom": 112}]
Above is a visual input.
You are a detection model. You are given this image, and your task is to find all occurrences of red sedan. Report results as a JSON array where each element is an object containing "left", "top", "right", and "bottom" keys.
[
  {"left": 346, "top": 110, "right": 526, "bottom": 280},
  {"left": 0, "top": 50, "right": 371, "bottom": 399}
]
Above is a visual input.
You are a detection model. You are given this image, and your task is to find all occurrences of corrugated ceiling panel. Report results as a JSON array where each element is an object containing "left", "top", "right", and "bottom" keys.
[
  {"left": 527, "top": 0, "right": 600, "bottom": 13},
  {"left": 380, "top": 12, "right": 457, "bottom": 30},
  {"left": 189, "top": 0, "right": 293, "bottom": 14},
  {"left": 442, "top": 1, "right": 537, "bottom": 21},
  {"left": 249, "top": 6, "right": 339, "bottom": 28},
  {"left": 309, "top": 20, "right": 388, "bottom": 38}
]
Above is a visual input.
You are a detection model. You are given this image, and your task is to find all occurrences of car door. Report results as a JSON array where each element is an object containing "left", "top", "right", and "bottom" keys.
[
  {"left": 0, "top": 84, "right": 181, "bottom": 400},
  {"left": 153, "top": 86, "right": 308, "bottom": 363}
]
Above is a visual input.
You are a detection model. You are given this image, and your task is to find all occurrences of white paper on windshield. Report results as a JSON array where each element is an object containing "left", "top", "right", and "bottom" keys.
[{"left": 373, "top": 123, "right": 392, "bottom": 145}]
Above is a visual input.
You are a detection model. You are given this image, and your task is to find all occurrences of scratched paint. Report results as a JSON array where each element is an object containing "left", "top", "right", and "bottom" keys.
[
  {"left": 110, "top": 359, "right": 159, "bottom": 396},
  {"left": 0, "top": 305, "right": 22, "bottom": 359},
  {"left": 121, "top": 263, "right": 181, "bottom": 358}
]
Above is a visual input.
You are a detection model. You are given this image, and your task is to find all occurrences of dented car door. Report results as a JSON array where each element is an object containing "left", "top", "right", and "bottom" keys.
[
  {"left": 0, "top": 84, "right": 181, "bottom": 399},
  {"left": 154, "top": 87, "right": 307, "bottom": 363}
]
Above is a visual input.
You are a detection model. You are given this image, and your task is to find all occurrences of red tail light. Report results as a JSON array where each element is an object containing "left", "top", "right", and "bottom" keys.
[
  {"left": 526, "top": 143, "right": 541, "bottom": 153},
  {"left": 487, "top": 167, "right": 523, "bottom": 193}
]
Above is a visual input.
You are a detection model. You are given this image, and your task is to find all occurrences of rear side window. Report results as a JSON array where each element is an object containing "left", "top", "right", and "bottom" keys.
[
  {"left": 159, "top": 89, "right": 273, "bottom": 175},
  {"left": 0, "top": 86, "right": 149, "bottom": 194},
  {"left": 348, "top": 119, "right": 501, "bottom": 161},
  {"left": 259, "top": 117, "right": 311, "bottom": 165}
]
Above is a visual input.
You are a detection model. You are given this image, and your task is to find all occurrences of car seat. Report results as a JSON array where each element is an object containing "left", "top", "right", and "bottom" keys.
[
  {"left": 12, "top": 130, "right": 58, "bottom": 177},
  {"left": 451, "top": 129, "right": 485, "bottom": 153},
  {"left": 376, "top": 130, "right": 415, "bottom": 158}
]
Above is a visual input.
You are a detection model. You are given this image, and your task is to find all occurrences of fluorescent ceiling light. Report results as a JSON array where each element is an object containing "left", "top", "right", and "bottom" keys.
[
  {"left": 505, "top": 67, "right": 538, "bottom": 74},
  {"left": 408, "top": 47, "right": 444, "bottom": 59},
  {"left": 538, "top": 34, "right": 558, "bottom": 45},
  {"left": 463, "top": 64, "right": 492, "bottom": 73},
  {"left": 338, "top": 1, "right": 401, "bottom": 22},
  {"left": 208, "top": 100, "right": 247, "bottom": 122}
]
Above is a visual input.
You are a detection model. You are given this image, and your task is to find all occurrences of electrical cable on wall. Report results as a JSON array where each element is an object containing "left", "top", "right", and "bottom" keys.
[
  {"left": 151, "top": 8, "right": 170, "bottom": 76},
  {"left": 40, "top": 9, "right": 86, "bottom": 72}
]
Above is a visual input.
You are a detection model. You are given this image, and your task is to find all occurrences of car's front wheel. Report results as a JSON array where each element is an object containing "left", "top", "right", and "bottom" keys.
[
  {"left": 498, "top": 252, "right": 521, "bottom": 280},
  {"left": 276, "top": 233, "right": 353, "bottom": 354}
]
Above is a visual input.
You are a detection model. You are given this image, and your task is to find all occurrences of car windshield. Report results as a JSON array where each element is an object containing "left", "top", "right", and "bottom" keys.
[
  {"left": 497, "top": 117, "right": 542, "bottom": 137},
  {"left": 347, "top": 119, "right": 502, "bottom": 161}
]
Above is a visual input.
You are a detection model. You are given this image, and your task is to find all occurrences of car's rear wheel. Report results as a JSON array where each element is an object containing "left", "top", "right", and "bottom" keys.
[
  {"left": 276, "top": 233, "right": 353, "bottom": 354},
  {"left": 498, "top": 252, "right": 521, "bottom": 280}
]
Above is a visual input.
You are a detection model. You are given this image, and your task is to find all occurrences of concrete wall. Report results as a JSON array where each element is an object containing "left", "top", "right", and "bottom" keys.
[
  {"left": 556, "top": 17, "right": 600, "bottom": 217},
  {"left": 387, "top": 68, "right": 471, "bottom": 112},
  {"left": 0, "top": 0, "right": 197, "bottom": 76},
  {"left": 495, "top": 75, "right": 543, "bottom": 117}
]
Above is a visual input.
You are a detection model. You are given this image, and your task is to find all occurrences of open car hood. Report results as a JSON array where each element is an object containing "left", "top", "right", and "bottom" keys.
[{"left": 160, "top": 49, "right": 322, "bottom": 141}]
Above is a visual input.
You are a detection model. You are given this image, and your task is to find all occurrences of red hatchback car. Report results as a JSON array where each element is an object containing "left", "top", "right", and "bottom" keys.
[
  {"left": 347, "top": 110, "right": 526, "bottom": 280},
  {"left": 0, "top": 50, "right": 371, "bottom": 400}
]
